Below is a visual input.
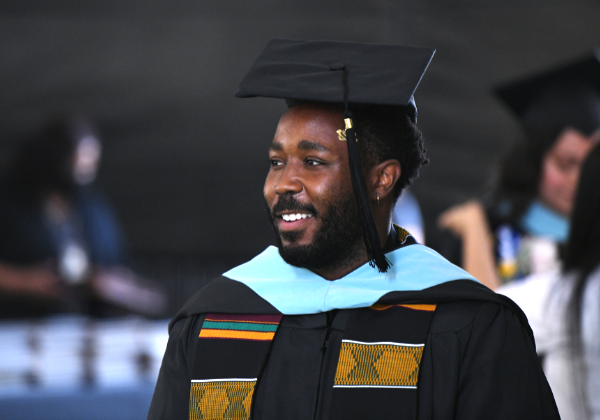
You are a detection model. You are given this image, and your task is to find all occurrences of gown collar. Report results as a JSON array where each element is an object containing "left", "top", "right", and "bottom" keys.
[{"left": 223, "top": 227, "right": 477, "bottom": 314}]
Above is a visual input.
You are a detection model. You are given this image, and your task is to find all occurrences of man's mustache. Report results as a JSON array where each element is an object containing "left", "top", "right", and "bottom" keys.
[{"left": 270, "top": 194, "right": 318, "bottom": 219}]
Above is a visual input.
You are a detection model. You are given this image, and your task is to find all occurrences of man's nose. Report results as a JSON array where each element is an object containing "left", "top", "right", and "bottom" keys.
[{"left": 274, "top": 163, "right": 303, "bottom": 195}]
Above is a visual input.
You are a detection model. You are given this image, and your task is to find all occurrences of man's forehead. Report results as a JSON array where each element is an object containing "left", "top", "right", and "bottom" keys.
[
  {"left": 269, "top": 139, "right": 332, "bottom": 152},
  {"left": 275, "top": 103, "right": 343, "bottom": 136},
  {"left": 266, "top": 103, "right": 349, "bottom": 158}
]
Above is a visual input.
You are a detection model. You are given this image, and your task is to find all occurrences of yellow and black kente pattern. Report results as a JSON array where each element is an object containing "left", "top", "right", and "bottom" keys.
[
  {"left": 371, "top": 303, "right": 437, "bottom": 312},
  {"left": 392, "top": 224, "right": 412, "bottom": 244},
  {"left": 189, "top": 380, "right": 255, "bottom": 420},
  {"left": 334, "top": 341, "right": 424, "bottom": 388}
]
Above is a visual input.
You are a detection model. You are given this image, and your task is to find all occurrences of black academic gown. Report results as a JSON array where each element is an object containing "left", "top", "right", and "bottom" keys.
[{"left": 148, "top": 233, "right": 559, "bottom": 420}]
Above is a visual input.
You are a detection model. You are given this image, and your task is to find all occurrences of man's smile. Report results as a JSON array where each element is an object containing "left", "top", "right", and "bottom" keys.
[{"left": 275, "top": 210, "right": 315, "bottom": 231}]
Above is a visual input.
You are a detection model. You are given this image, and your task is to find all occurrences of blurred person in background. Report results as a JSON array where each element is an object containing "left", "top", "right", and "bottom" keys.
[
  {"left": 438, "top": 51, "right": 600, "bottom": 289},
  {"left": 498, "top": 143, "right": 600, "bottom": 420},
  {"left": 0, "top": 117, "right": 164, "bottom": 318}
]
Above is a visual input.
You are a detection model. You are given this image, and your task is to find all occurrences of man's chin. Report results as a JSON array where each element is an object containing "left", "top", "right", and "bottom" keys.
[
  {"left": 277, "top": 243, "right": 319, "bottom": 269},
  {"left": 277, "top": 228, "right": 311, "bottom": 245},
  {"left": 279, "top": 237, "right": 314, "bottom": 250}
]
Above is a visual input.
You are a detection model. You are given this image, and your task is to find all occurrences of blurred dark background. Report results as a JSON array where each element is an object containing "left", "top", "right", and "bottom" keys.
[{"left": 1, "top": 0, "right": 599, "bottom": 315}]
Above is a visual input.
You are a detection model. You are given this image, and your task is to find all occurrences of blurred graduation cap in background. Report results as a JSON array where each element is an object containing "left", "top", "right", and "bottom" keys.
[
  {"left": 236, "top": 38, "right": 435, "bottom": 272},
  {"left": 495, "top": 49, "right": 600, "bottom": 138}
]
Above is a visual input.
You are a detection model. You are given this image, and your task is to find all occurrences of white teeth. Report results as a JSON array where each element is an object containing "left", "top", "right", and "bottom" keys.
[{"left": 281, "top": 213, "right": 313, "bottom": 222}]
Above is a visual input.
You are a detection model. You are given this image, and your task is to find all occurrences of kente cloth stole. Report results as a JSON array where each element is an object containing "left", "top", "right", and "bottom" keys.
[
  {"left": 188, "top": 305, "right": 436, "bottom": 420},
  {"left": 329, "top": 303, "right": 437, "bottom": 420},
  {"left": 189, "top": 314, "right": 283, "bottom": 420}
]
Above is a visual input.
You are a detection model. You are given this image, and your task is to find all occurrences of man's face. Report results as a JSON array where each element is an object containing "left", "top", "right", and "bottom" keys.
[{"left": 264, "top": 103, "right": 363, "bottom": 270}]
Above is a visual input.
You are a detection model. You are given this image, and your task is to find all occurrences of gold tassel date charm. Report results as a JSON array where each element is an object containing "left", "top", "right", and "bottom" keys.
[{"left": 337, "top": 118, "right": 356, "bottom": 142}]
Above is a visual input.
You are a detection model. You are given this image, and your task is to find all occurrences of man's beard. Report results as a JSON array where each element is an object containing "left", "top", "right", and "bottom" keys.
[{"left": 266, "top": 191, "right": 365, "bottom": 272}]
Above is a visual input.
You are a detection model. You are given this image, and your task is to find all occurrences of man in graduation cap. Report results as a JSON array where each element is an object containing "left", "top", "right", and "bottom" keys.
[{"left": 148, "top": 39, "right": 559, "bottom": 420}]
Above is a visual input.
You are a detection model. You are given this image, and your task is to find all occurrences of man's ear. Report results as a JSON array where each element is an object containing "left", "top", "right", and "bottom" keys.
[{"left": 366, "top": 159, "right": 401, "bottom": 202}]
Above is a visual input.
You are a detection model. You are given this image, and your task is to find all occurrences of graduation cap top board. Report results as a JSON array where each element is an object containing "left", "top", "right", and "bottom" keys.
[
  {"left": 495, "top": 49, "right": 600, "bottom": 137},
  {"left": 237, "top": 38, "right": 435, "bottom": 123},
  {"left": 236, "top": 39, "right": 435, "bottom": 273}
]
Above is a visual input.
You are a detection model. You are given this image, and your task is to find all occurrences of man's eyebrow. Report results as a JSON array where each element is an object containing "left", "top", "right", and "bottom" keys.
[
  {"left": 297, "top": 140, "right": 331, "bottom": 152},
  {"left": 269, "top": 142, "right": 283, "bottom": 151}
]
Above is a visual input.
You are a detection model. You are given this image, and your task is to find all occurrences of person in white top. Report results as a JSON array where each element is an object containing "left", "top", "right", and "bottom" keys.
[{"left": 499, "top": 143, "right": 600, "bottom": 420}]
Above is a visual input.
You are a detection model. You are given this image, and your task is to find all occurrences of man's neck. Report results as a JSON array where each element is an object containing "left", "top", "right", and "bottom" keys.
[
  {"left": 311, "top": 226, "right": 393, "bottom": 280},
  {"left": 311, "top": 250, "right": 369, "bottom": 281}
]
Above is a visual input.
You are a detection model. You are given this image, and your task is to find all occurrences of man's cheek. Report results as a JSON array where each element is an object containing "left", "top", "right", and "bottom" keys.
[{"left": 263, "top": 181, "right": 277, "bottom": 208}]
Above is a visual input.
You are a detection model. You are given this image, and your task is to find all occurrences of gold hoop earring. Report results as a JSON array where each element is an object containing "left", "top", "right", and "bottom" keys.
[{"left": 376, "top": 194, "right": 380, "bottom": 204}]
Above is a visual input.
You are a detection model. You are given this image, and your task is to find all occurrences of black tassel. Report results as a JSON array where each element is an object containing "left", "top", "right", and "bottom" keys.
[
  {"left": 340, "top": 67, "right": 391, "bottom": 273},
  {"left": 344, "top": 122, "right": 391, "bottom": 272}
]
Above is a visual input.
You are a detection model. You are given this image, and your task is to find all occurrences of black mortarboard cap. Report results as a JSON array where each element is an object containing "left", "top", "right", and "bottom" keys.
[
  {"left": 236, "top": 38, "right": 435, "bottom": 123},
  {"left": 236, "top": 39, "right": 435, "bottom": 272},
  {"left": 495, "top": 49, "right": 600, "bottom": 137}
]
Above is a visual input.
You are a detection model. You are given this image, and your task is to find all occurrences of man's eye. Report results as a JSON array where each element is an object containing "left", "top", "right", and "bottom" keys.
[
  {"left": 270, "top": 159, "right": 283, "bottom": 167},
  {"left": 306, "top": 159, "right": 321, "bottom": 166}
]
